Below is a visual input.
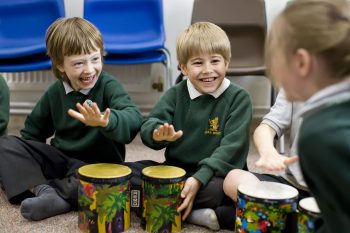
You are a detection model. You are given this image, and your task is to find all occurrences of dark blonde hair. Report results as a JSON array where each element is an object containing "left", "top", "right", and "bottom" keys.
[
  {"left": 45, "top": 17, "right": 104, "bottom": 81},
  {"left": 176, "top": 22, "right": 231, "bottom": 66},
  {"left": 266, "top": 0, "right": 350, "bottom": 80}
]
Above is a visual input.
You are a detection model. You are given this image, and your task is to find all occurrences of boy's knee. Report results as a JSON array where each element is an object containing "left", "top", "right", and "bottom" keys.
[
  {"left": 227, "top": 169, "right": 246, "bottom": 178},
  {"left": 226, "top": 169, "right": 255, "bottom": 183},
  {"left": 223, "top": 169, "right": 252, "bottom": 201},
  {"left": 224, "top": 169, "right": 245, "bottom": 188}
]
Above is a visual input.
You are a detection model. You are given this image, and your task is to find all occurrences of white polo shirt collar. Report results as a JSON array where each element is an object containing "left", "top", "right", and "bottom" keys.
[
  {"left": 63, "top": 81, "right": 91, "bottom": 95},
  {"left": 187, "top": 78, "right": 230, "bottom": 100}
]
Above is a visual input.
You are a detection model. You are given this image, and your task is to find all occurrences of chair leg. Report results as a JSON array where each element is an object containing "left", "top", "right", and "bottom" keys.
[
  {"left": 175, "top": 73, "right": 184, "bottom": 84},
  {"left": 159, "top": 48, "right": 172, "bottom": 90},
  {"left": 278, "top": 134, "right": 285, "bottom": 154}
]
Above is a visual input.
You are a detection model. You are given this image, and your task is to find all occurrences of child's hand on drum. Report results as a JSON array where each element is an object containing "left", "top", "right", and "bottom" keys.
[
  {"left": 177, "top": 177, "right": 201, "bottom": 220},
  {"left": 255, "top": 150, "right": 299, "bottom": 172},
  {"left": 153, "top": 123, "right": 183, "bottom": 142},
  {"left": 68, "top": 100, "right": 110, "bottom": 127}
]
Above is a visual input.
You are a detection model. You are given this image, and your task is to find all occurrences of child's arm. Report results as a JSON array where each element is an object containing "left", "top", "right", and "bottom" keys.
[
  {"left": 254, "top": 89, "right": 299, "bottom": 170},
  {"left": 254, "top": 123, "right": 298, "bottom": 171},
  {"left": 67, "top": 74, "right": 142, "bottom": 144},
  {"left": 141, "top": 87, "right": 178, "bottom": 149},
  {"left": 97, "top": 77, "right": 142, "bottom": 144},
  {"left": 0, "top": 77, "right": 9, "bottom": 136},
  {"left": 21, "top": 88, "right": 56, "bottom": 142}
]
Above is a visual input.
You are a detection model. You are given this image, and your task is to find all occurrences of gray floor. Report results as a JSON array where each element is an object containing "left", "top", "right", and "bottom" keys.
[{"left": 0, "top": 115, "right": 279, "bottom": 233}]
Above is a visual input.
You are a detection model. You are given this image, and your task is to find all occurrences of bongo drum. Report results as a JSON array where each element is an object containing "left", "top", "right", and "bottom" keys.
[
  {"left": 141, "top": 165, "right": 186, "bottom": 233},
  {"left": 235, "top": 181, "right": 299, "bottom": 233},
  {"left": 298, "top": 197, "right": 320, "bottom": 233},
  {"left": 77, "top": 163, "right": 132, "bottom": 233}
]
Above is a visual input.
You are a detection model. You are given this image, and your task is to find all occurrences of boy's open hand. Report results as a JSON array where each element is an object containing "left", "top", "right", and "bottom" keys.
[
  {"left": 68, "top": 100, "right": 110, "bottom": 127},
  {"left": 153, "top": 123, "right": 183, "bottom": 142}
]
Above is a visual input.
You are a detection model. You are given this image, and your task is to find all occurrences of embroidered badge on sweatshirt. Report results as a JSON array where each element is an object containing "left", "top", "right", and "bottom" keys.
[{"left": 205, "top": 117, "right": 221, "bottom": 136}]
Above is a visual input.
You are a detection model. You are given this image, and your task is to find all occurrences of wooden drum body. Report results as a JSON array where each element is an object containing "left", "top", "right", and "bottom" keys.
[
  {"left": 298, "top": 197, "right": 321, "bottom": 233},
  {"left": 235, "top": 181, "right": 299, "bottom": 233},
  {"left": 141, "top": 165, "right": 186, "bottom": 233},
  {"left": 77, "top": 163, "right": 132, "bottom": 233}
]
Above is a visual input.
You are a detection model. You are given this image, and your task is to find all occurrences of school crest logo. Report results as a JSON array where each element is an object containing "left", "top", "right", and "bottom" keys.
[{"left": 205, "top": 117, "right": 221, "bottom": 136}]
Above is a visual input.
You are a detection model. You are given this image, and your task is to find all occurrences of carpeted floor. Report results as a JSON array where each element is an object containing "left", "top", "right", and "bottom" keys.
[{"left": 0, "top": 115, "right": 279, "bottom": 233}]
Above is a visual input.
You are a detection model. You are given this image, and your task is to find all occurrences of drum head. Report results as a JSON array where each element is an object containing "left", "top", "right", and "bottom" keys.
[
  {"left": 142, "top": 165, "right": 186, "bottom": 179},
  {"left": 78, "top": 163, "right": 131, "bottom": 179},
  {"left": 299, "top": 197, "right": 320, "bottom": 214},
  {"left": 238, "top": 181, "right": 299, "bottom": 200}
]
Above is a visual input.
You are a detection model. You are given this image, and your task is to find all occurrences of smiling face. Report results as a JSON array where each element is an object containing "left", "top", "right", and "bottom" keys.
[
  {"left": 57, "top": 49, "right": 102, "bottom": 91},
  {"left": 180, "top": 53, "right": 228, "bottom": 94}
]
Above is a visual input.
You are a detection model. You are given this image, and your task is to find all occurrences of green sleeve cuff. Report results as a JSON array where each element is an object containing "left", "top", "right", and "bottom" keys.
[{"left": 192, "top": 165, "right": 214, "bottom": 186}]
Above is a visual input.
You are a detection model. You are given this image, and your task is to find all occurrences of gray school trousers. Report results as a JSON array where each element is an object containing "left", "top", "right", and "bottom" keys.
[{"left": 0, "top": 135, "right": 85, "bottom": 208}]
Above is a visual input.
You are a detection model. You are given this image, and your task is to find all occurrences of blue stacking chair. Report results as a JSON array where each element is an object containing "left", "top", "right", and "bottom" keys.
[
  {"left": 0, "top": 0, "right": 65, "bottom": 72},
  {"left": 84, "top": 0, "right": 172, "bottom": 90}
]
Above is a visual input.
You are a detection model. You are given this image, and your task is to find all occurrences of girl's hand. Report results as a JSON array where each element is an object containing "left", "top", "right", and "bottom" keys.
[
  {"left": 68, "top": 100, "right": 110, "bottom": 127},
  {"left": 255, "top": 151, "right": 299, "bottom": 172}
]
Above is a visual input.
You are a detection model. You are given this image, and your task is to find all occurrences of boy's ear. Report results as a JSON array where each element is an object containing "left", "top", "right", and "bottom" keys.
[
  {"left": 179, "top": 64, "right": 188, "bottom": 76},
  {"left": 294, "top": 48, "right": 312, "bottom": 77},
  {"left": 57, "top": 64, "right": 65, "bottom": 73}
]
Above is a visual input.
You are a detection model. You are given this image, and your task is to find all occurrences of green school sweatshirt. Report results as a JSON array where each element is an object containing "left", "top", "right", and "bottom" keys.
[
  {"left": 0, "top": 76, "right": 9, "bottom": 136},
  {"left": 299, "top": 101, "right": 350, "bottom": 233},
  {"left": 141, "top": 80, "right": 252, "bottom": 185},
  {"left": 21, "top": 71, "right": 142, "bottom": 164}
]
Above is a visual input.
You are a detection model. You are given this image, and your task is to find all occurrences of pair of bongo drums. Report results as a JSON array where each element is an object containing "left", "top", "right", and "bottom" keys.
[
  {"left": 77, "top": 163, "right": 186, "bottom": 233},
  {"left": 235, "top": 182, "right": 321, "bottom": 233}
]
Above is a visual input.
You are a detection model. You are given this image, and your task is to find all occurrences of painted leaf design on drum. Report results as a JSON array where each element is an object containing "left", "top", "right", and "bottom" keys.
[
  {"left": 78, "top": 180, "right": 95, "bottom": 230},
  {"left": 79, "top": 192, "right": 94, "bottom": 210},
  {"left": 96, "top": 182, "right": 129, "bottom": 223},
  {"left": 298, "top": 213, "right": 316, "bottom": 233},
  {"left": 152, "top": 202, "right": 178, "bottom": 231},
  {"left": 78, "top": 181, "right": 130, "bottom": 233},
  {"left": 143, "top": 181, "right": 184, "bottom": 233}
]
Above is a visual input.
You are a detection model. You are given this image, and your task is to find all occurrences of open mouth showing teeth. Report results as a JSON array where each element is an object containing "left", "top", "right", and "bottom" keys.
[
  {"left": 80, "top": 75, "right": 94, "bottom": 82},
  {"left": 200, "top": 77, "right": 216, "bottom": 82}
]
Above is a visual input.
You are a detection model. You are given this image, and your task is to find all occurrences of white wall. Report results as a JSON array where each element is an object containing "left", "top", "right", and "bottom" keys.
[
  {"left": 265, "top": 0, "right": 289, "bottom": 31},
  {"left": 163, "top": 0, "right": 194, "bottom": 82},
  {"left": 63, "top": 0, "right": 83, "bottom": 18}
]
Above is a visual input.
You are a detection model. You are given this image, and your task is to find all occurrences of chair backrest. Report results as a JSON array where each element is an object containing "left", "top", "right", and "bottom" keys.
[
  {"left": 191, "top": 0, "right": 266, "bottom": 76},
  {"left": 84, "top": 0, "right": 165, "bottom": 54},
  {"left": 0, "top": 0, "right": 65, "bottom": 59}
]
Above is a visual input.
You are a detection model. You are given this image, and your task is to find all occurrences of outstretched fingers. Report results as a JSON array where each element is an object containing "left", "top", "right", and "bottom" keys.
[
  {"left": 284, "top": 155, "right": 299, "bottom": 165},
  {"left": 67, "top": 100, "right": 110, "bottom": 127},
  {"left": 153, "top": 123, "right": 183, "bottom": 142}
]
